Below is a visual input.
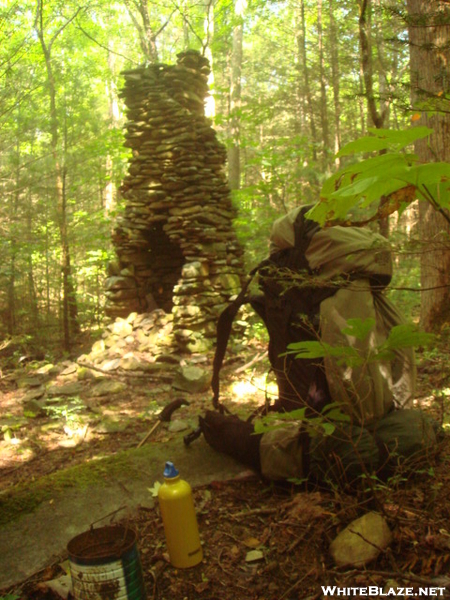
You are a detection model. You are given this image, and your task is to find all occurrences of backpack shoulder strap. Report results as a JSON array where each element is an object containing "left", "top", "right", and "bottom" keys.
[{"left": 211, "top": 268, "right": 258, "bottom": 412}]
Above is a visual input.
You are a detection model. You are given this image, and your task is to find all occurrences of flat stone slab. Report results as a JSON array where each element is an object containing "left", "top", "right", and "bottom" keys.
[{"left": 0, "top": 437, "right": 243, "bottom": 589}]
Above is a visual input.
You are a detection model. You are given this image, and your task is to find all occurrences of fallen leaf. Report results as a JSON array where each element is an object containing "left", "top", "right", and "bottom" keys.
[
  {"left": 245, "top": 549, "right": 264, "bottom": 562},
  {"left": 243, "top": 536, "right": 261, "bottom": 548}
]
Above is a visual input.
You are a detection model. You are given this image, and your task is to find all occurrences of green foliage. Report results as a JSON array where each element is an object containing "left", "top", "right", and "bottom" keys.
[
  {"left": 254, "top": 402, "right": 350, "bottom": 438},
  {"left": 0, "top": 0, "right": 431, "bottom": 354},
  {"left": 286, "top": 318, "right": 434, "bottom": 366},
  {"left": 44, "top": 396, "right": 85, "bottom": 429},
  {"left": 307, "top": 127, "right": 450, "bottom": 225}
]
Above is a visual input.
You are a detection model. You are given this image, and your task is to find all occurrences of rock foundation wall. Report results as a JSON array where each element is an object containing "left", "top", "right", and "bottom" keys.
[{"left": 105, "top": 50, "right": 244, "bottom": 352}]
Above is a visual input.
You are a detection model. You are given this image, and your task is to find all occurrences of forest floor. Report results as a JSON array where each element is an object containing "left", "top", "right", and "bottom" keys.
[{"left": 1, "top": 336, "right": 450, "bottom": 599}]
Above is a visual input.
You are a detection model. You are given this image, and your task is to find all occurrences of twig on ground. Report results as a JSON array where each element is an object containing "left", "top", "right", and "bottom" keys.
[
  {"left": 77, "top": 360, "right": 173, "bottom": 381},
  {"left": 235, "top": 351, "right": 268, "bottom": 374}
]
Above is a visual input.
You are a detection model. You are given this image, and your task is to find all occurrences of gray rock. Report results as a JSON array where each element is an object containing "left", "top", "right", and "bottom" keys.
[
  {"left": 119, "top": 355, "right": 142, "bottom": 371},
  {"left": 168, "top": 419, "right": 189, "bottom": 433},
  {"left": 95, "top": 417, "right": 130, "bottom": 433},
  {"left": 330, "top": 512, "right": 392, "bottom": 567},
  {"left": 60, "top": 363, "right": 78, "bottom": 377},
  {"left": 109, "top": 319, "right": 133, "bottom": 337},
  {"left": 173, "top": 365, "right": 211, "bottom": 393},
  {"left": 21, "top": 387, "right": 46, "bottom": 402},
  {"left": 47, "top": 382, "right": 84, "bottom": 397},
  {"left": 17, "top": 376, "right": 44, "bottom": 389},
  {"left": 92, "top": 380, "right": 128, "bottom": 396},
  {"left": 36, "top": 364, "right": 56, "bottom": 375},
  {"left": 98, "top": 358, "right": 121, "bottom": 372}
]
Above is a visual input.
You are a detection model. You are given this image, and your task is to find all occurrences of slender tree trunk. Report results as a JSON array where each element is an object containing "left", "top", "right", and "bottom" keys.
[
  {"left": 358, "top": 66, "right": 366, "bottom": 135},
  {"left": 228, "top": 0, "right": 244, "bottom": 190},
  {"left": 359, "top": 0, "right": 390, "bottom": 237},
  {"left": 296, "top": 0, "right": 317, "bottom": 162},
  {"left": 317, "top": 0, "right": 330, "bottom": 170},
  {"left": 359, "top": 0, "right": 385, "bottom": 128},
  {"left": 104, "top": 40, "right": 120, "bottom": 213},
  {"left": 407, "top": 0, "right": 450, "bottom": 331},
  {"left": 124, "top": 0, "right": 158, "bottom": 62},
  {"left": 7, "top": 252, "right": 16, "bottom": 335},
  {"left": 7, "top": 131, "right": 20, "bottom": 335},
  {"left": 203, "top": 0, "right": 216, "bottom": 119},
  {"left": 328, "top": 0, "right": 341, "bottom": 168},
  {"left": 373, "top": 0, "right": 390, "bottom": 124},
  {"left": 26, "top": 188, "right": 39, "bottom": 328}
]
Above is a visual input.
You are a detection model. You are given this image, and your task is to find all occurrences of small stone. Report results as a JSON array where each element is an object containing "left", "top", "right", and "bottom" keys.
[
  {"left": 186, "top": 334, "right": 212, "bottom": 354},
  {"left": 172, "top": 365, "right": 211, "bottom": 393},
  {"left": 21, "top": 387, "right": 46, "bottom": 402},
  {"left": 110, "top": 319, "right": 133, "bottom": 337},
  {"left": 168, "top": 419, "right": 189, "bottom": 433},
  {"left": 92, "top": 380, "right": 128, "bottom": 396},
  {"left": 330, "top": 512, "right": 392, "bottom": 567},
  {"left": 245, "top": 550, "right": 264, "bottom": 562},
  {"left": 77, "top": 367, "right": 96, "bottom": 380},
  {"left": 17, "top": 376, "right": 43, "bottom": 389},
  {"left": 47, "top": 382, "right": 84, "bottom": 397},
  {"left": 60, "top": 363, "right": 78, "bottom": 377},
  {"left": 119, "top": 355, "right": 142, "bottom": 371},
  {"left": 95, "top": 417, "right": 130, "bottom": 433},
  {"left": 36, "top": 363, "right": 56, "bottom": 375},
  {"left": 90, "top": 340, "right": 106, "bottom": 356},
  {"left": 98, "top": 358, "right": 121, "bottom": 372}
]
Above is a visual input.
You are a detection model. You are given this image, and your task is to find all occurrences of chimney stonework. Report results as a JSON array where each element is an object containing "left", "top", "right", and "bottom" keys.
[{"left": 105, "top": 50, "right": 244, "bottom": 352}]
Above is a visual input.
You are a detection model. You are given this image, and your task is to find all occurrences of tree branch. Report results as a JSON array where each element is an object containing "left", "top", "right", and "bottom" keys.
[{"left": 75, "top": 21, "right": 139, "bottom": 65}]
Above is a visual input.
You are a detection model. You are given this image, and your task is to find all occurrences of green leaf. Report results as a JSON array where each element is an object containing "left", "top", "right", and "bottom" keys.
[
  {"left": 286, "top": 340, "right": 330, "bottom": 359},
  {"left": 322, "top": 408, "right": 351, "bottom": 423},
  {"left": 321, "top": 422, "right": 337, "bottom": 436},
  {"left": 253, "top": 407, "right": 308, "bottom": 434},
  {"left": 374, "top": 325, "right": 434, "bottom": 361},
  {"left": 336, "top": 127, "right": 432, "bottom": 158},
  {"left": 416, "top": 161, "right": 450, "bottom": 181},
  {"left": 148, "top": 481, "right": 161, "bottom": 497},
  {"left": 287, "top": 340, "right": 361, "bottom": 362},
  {"left": 337, "top": 136, "right": 395, "bottom": 157},
  {"left": 341, "top": 318, "right": 376, "bottom": 340},
  {"left": 366, "top": 126, "right": 433, "bottom": 148}
]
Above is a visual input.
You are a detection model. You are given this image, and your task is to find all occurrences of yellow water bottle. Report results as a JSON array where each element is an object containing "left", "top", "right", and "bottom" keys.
[{"left": 158, "top": 461, "right": 203, "bottom": 568}]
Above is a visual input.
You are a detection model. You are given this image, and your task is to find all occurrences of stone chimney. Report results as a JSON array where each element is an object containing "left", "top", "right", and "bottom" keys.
[{"left": 105, "top": 50, "right": 244, "bottom": 353}]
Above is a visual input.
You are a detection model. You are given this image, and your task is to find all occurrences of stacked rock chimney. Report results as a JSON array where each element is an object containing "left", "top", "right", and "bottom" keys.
[{"left": 105, "top": 50, "right": 244, "bottom": 352}]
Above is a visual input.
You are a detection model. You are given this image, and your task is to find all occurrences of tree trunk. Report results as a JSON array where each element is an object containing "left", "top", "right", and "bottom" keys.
[
  {"left": 124, "top": 0, "right": 158, "bottom": 62},
  {"left": 359, "top": 0, "right": 389, "bottom": 237},
  {"left": 296, "top": 0, "right": 317, "bottom": 162},
  {"left": 317, "top": 0, "right": 330, "bottom": 169},
  {"left": 203, "top": 0, "right": 216, "bottom": 119},
  {"left": 26, "top": 190, "right": 39, "bottom": 329},
  {"left": 328, "top": 0, "right": 341, "bottom": 168},
  {"left": 407, "top": 0, "right": 450, "bottom": 331},
  {"left": 104, "top": 40, "right": 120, "bottom": 213},
  {"left": 228, "top": 1, "right": 244, "bottom": 190}
]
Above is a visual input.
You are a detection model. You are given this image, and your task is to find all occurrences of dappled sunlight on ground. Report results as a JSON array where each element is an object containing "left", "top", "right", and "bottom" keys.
[{"left": 229, "top": 374, "right": 278, "bottom": 404}]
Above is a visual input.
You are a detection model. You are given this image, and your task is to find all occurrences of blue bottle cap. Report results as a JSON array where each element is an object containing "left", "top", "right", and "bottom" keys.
[{"left": 164, "top": 461, "right": 179, "bottom": 478}]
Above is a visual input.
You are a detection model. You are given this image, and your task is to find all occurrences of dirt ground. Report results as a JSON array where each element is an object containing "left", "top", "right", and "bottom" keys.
[{"left": 1, "top": 342, "right": 450, "bottom": 599}]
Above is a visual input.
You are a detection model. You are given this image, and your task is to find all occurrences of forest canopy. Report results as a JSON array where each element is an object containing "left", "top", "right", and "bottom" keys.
[{"left": 1, "top": 0, "right": 450, "bottom": 356}]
